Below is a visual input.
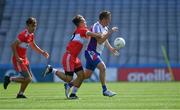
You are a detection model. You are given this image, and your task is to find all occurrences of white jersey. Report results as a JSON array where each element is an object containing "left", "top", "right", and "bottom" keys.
[{"left": 86, "top": 21, "right": 108, "bottom": 55}]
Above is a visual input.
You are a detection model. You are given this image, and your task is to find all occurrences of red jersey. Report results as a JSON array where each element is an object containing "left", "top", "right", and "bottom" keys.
[
  {"left": 66, "top": 27, "right": 89, "bottom": 57},
  {"left": 16, "top": 29, "right": 34, "bottom": 59}
]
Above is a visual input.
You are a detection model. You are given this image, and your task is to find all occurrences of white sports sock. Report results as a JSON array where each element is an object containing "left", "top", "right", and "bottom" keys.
[
  {"left": 52, "top": 68, "right": 57, "bottom": 74},
  {"left": 72, "top": 86, "right": 78, "bottom": 94},
  {"left": 19, "top": 91, "right": 24, "bottom": 95},
  {"left": 10, "top": 77, "right": 13, "bottom": 81}
]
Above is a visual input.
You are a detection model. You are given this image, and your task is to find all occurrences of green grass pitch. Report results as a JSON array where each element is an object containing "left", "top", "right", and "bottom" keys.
[{"left": 0, "top": 82, "right": 180, "bottom": 109}]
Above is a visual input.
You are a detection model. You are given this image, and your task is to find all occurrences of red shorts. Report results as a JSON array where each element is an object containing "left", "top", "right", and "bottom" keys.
[
  {"left": 62, "top": 52, "right": 82, "bottom": 73},
  {"left": 12, "top": 56, "right": 29, "bottom": 72}
]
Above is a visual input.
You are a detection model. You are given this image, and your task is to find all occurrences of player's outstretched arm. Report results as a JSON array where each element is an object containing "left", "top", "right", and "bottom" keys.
[
  {"left": 30, "top": 40, "right": 49, "bottom": 58},
  {"left": 87, "top": 27, "right": 118, "bottom": 44},
  {"left": 108, "top": 27, "right": 118, "bottom": 33},
  {"left": 86, "top": 31, "right": 102, "bottom": 38},
  {"left": 86, "top": 31, "right": 109, "bottom": 44},
  {"left": 103, "top": 27, "right": 118, "bottom": 39},
  {"left": 99, "top": 27, "right": 118, "bottom": 44},
  {"left": 105, "top": 40, "right": 119, "bottom": 56}
]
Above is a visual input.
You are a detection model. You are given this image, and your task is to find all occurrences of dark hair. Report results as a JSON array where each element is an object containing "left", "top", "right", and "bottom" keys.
[
  {"left": 72, "top": 15, "right": 84, "bottom": 26},
  {"left": 99, "top": 11, "right": 111, "bottom": 21},
  {"left": 26, "top": 17, "right": 36, "bottom": 26}
]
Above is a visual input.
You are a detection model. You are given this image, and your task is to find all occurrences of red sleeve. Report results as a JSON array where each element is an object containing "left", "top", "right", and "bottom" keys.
[
  {"left": 79, "top": 28, "right": 89, "bottom": 38},
  {"left": 17, "top": 32, "right": 25, "bottom": 42}
]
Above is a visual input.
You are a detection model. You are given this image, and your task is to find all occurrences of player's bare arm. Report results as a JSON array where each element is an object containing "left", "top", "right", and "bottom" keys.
[
  {"left": 99, "top": 27, "right": 118, "bottom": 44},
  {"left": 88, "top": 27, "right": 118, "bottom": 44},
  {"left": 11, "top": 40, "right": 23, "bottom": 63},
  {"left": 102, "top": 27, "right": 118, "bottom": 41},
  {"left": 105, "top": 40, "right": 119, "bottom": 56},
  {"left": 86, "top": 31, "right": 102, "bottom": 38},
  {"left": 30, "top": 40, "right": 49, "bottom": 58},
  {"left": 86, "top": 31, "right": 109, "bottom": 44}
]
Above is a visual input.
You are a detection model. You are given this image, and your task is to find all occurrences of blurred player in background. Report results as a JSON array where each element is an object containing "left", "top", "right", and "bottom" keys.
[
  {"left": 3, "top": 17, "right": 49, "bottom": 98},
  {"left": 43, "top": 14, "right": 116, "bottom": 99},
  {"left": 71, "top": 11, "right": 119, "bottom": 97}
]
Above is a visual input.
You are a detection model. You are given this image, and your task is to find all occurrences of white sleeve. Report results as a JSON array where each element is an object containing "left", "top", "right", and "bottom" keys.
[{"left": 92, "top": 24, "right": 101, "bottom": 33}]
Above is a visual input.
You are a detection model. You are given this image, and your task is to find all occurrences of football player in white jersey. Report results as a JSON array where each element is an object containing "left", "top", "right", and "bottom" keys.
[{"left": 71, "top": 11, "right": 119, "bottom": 97}]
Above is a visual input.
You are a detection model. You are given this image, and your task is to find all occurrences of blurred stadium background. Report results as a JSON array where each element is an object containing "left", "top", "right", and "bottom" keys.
[{"left": 0, "top": 0, "right": 180, "bottom": 82}]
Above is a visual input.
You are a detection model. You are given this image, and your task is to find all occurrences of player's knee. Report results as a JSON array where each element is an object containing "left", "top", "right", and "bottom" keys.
[
  {"left": 84, "top": 70, "right": 93, "bottom": 79},
  {"left": 97, "top": 62, "right": 106, "bottom": 73},
  {"left": 77, "top": 73, "right": 84, "bottom": 81},
  {"left": 65, "top": 79, "right": 72, "bottom": 83},
  {"left": 99, "top": 66, "right": 106, "bottom": 73},
  {"left": 24, "top": 77, "right": 32, "bottom": 83},
  {"left": 65, "top": 76, "right": 73, "bottom": 83},
  {"left": 55, "top": 71, "right": 60, "bottom": 76},
  {"left": 84, "top": 73, "right": 90, "bottom": 79}
]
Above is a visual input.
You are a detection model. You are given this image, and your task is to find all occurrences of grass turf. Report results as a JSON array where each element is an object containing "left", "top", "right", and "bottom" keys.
[{"left": 0, "top": 82, "right": 180, "bottom": 109}]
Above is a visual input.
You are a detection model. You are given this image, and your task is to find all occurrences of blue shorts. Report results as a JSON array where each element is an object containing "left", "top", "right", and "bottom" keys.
[{"left": 85, "top": 50, "right": 102, "bottom": 71}]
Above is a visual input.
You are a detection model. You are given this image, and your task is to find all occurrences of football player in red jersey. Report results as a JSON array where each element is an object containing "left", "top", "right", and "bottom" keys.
[
  {"left": 3, "top": 17, "right": 49, "bottom": 98},
  {"left": 43, "top": 15, "right": 116, "bottom": 99}
]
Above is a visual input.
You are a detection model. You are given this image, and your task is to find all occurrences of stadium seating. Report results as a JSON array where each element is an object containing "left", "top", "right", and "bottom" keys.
[{"left": 0, "top": 0, "right": 179, "bottom": 66}]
